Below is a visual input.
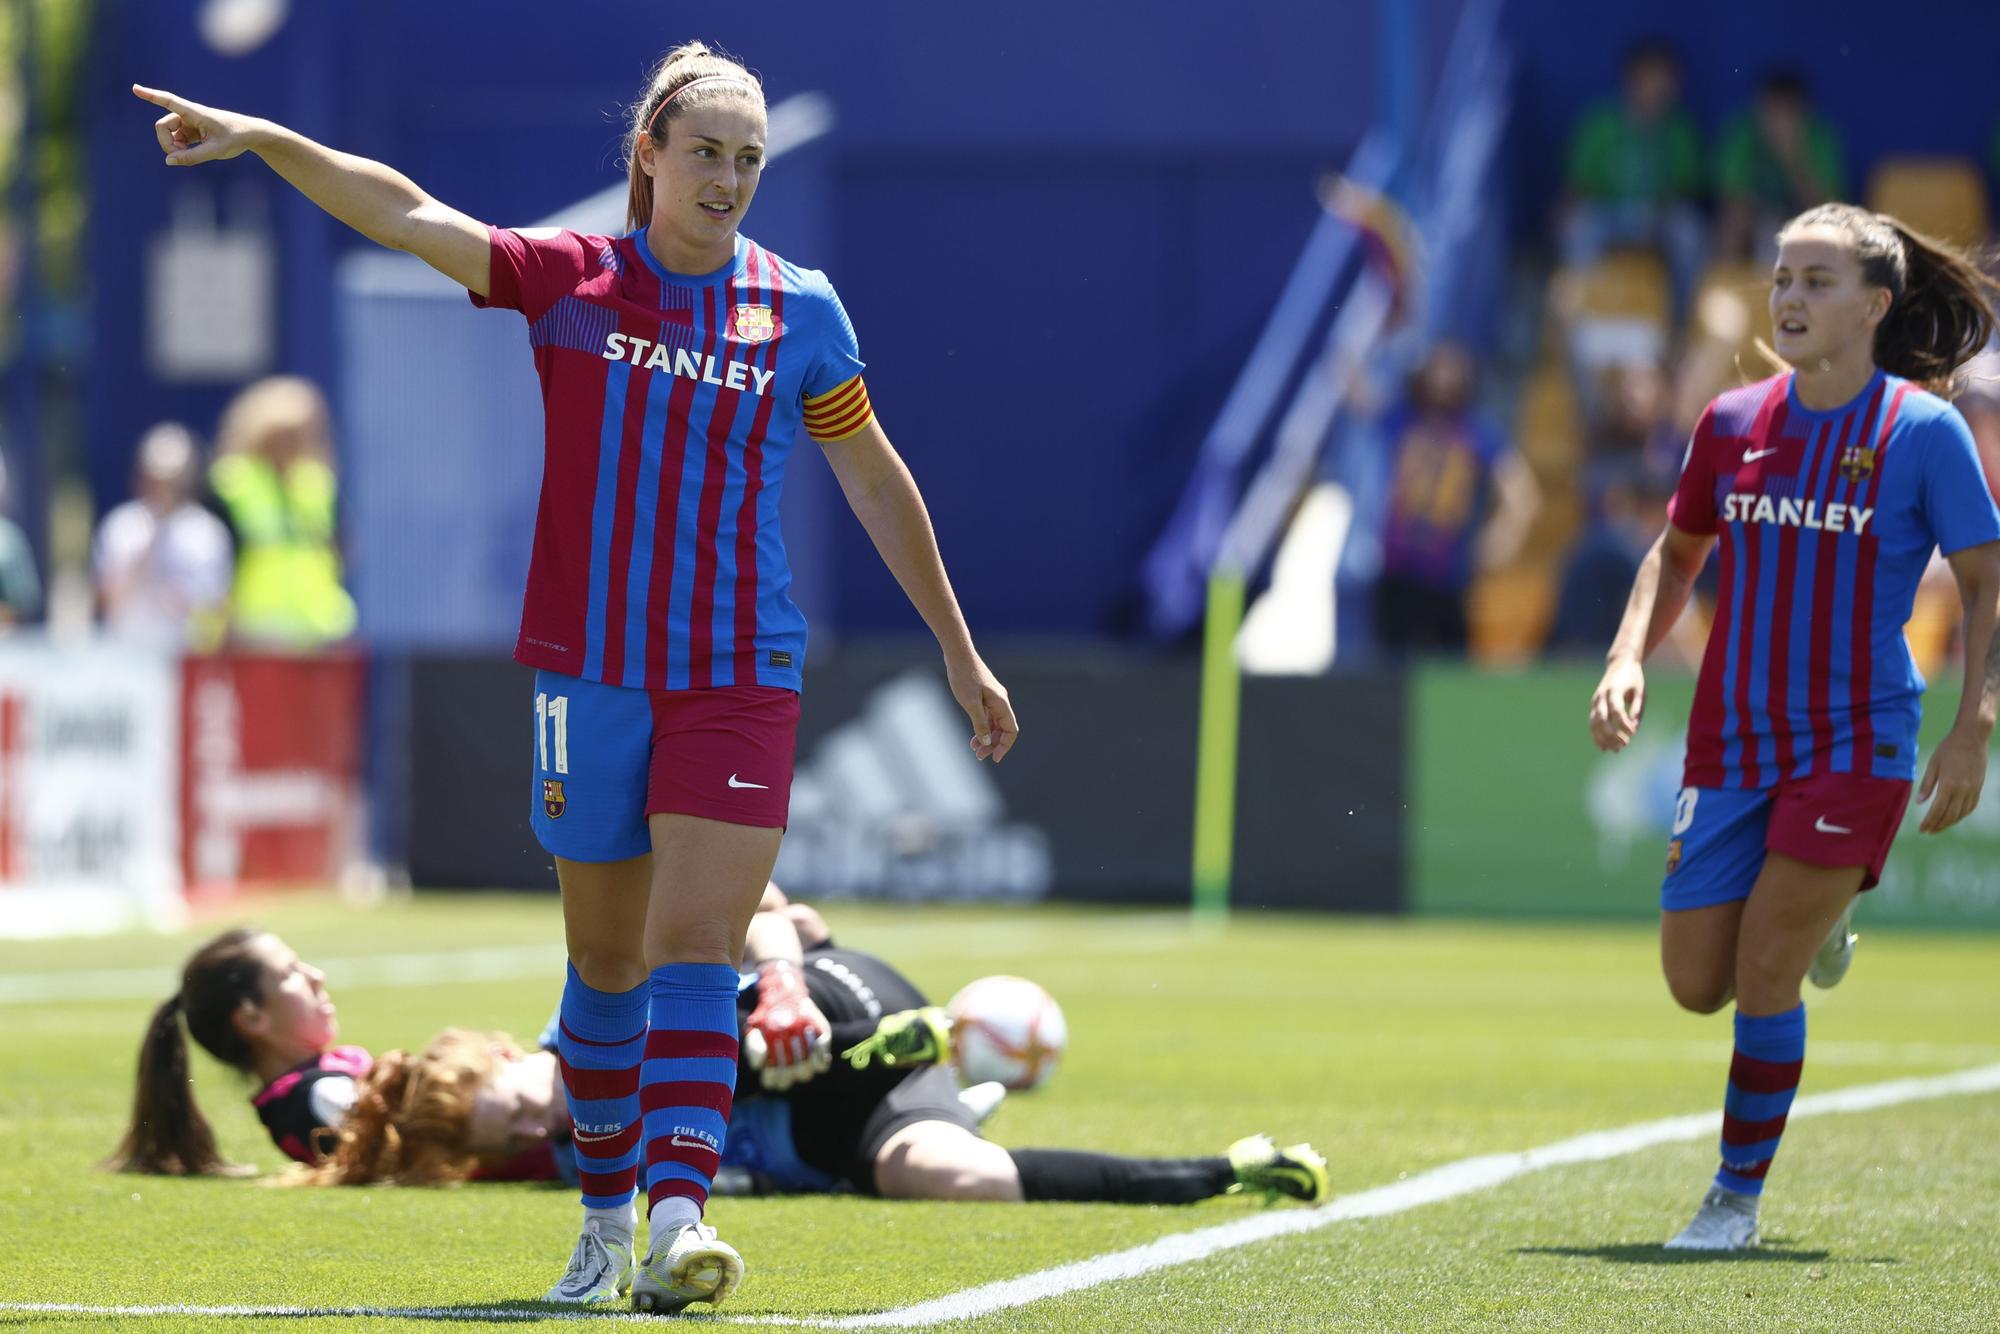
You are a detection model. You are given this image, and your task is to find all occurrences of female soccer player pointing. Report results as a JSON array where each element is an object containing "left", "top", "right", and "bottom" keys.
[
  {"left": 137, "top": 42, "right": 1017, "bottom": 1312},
  {"left": 1589, "top": 204, "right": 2000, "bottom": 1251}
]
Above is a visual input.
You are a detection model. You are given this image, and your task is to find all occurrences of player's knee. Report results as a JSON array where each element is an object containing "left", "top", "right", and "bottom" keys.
[
  {"left": 645, "top": 912, "right": 743, "bottom": 969},
  {"left": 568, "top": 941, "right": 647, "bottom": 992},
  {"left": 1663, "top": 965, "right": 1732, "bottom": 1014},
  {"left": 1733, "top": 946, "right": 1800, "bottom": 1011}
]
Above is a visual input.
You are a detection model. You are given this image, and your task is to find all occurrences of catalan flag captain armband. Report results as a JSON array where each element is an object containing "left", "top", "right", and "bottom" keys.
[{"left": 802, "top": 375, "right": 875, "bottom": 443}]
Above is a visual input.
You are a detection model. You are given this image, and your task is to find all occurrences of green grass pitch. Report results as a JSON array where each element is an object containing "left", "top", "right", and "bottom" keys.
[{"left": 3, "top": 895, "right": 1999, "bottom": 1331}]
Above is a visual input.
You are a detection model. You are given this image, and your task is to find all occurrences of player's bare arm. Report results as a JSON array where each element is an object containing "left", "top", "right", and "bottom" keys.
[
  {"left": 821, "top": 418, "right": 1018, "bottom": 762},
  {"left": 1919, "top": 539, "right": 2000, "bottom": 834},
  {"left": 1590, "top": 522, "right": 1714, "bottom": 752},
  {"left": 133, "top": 84, "right": 490, "bottom": 296}
]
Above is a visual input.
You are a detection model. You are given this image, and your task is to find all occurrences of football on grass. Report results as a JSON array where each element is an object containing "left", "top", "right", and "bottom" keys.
[{"left": 946, "top": 974, "right": 1067, "bottom": 1091}]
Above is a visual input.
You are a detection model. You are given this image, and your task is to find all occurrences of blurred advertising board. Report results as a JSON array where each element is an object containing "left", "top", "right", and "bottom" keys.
[
  {"left": 0, "top": 647, "right": 366, "bottom": 938},
  {"left": 1410, "top": 664, "right": 2000, "bottom": 929},
  {"left": 0, "top": 643, "right": 182, "bottom": 938},
  {"left": 404, "top": 653, "right": 1406, "bottom": 909},
  {"left": 179, "top": 655, "right": 367, "bottom": 898}
]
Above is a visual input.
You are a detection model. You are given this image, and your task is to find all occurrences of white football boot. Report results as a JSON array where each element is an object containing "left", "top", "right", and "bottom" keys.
[
  {"left": 541, "top": 1215, "right": 636, "bottom": 1304},
  {"left": 1664, "top": 1185, "right": 1761, "bottom": 1251},
  {"left": 1807, "top": 905, "right": 1857, "bottom": 989},
  {"left": 631, "top": 1221, "right": 744, "bottom": 1314}
]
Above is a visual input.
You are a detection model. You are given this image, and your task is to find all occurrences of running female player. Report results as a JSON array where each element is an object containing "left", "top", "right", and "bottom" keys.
[
  {"left": 1588, "top": 203, "right": 2000, "bottom": 1250},
  {"left": 136, "top": 41, "right": 1017, "bottom": 1312}
]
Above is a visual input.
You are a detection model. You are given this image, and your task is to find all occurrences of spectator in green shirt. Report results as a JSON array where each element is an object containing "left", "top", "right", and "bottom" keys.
[
  {"left": 1559, "top": 38, "right": 1707, "bottom": 320},
  {"left": 1715, "top": 69, "right": 1847, "bottom": 263}
]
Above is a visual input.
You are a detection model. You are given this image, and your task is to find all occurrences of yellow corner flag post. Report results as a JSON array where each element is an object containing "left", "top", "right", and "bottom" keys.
[{"left": 1191, "top": 570, "right": 1245, "bottom": 919}]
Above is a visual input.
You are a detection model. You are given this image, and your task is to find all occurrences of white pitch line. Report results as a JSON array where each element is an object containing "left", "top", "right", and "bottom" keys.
[
  {"left": 0, "top": 944, "right": 567, "bottom": 1006},
  {"left": 8, "top": 1062, "right": 1999, "bottom": 1330}
]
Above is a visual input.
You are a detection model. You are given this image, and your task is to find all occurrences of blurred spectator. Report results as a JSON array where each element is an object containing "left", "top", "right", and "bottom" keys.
[
  {"left": 93, "top": 422, "right": 234, "bottom": 650},
  {"left": 1372, "top": 343, "right": 1521, "bottom": 656},
  {"left": 1584, "top": 361, "right": 1681, "bottom": 500},
  {"left": 1714, "top": 69, "right": 1846, "bottom": 264},
  {"left": 209, "top": 376, "right": 356, "bottom": 649},
  {"left": 1559, "top": 38, "right": 1706, "bottom": 317},
  {"left": 0, "top": 451, "right": 40, "bottom": 629},
  {"left": 1548, "top": 453, "right": 1691, "bottom": 659}
]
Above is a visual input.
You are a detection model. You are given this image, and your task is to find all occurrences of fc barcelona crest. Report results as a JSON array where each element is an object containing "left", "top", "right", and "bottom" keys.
[
  {"left": 542, "top": 779, "right": 567, "bottom": 820},
  {"left": 1839, "top": 444, "right": 1876, "bottom": 483},
  {"left": 1664, "top": 839, "right": 1683, "bottom": 874},
  {"left": 731, "top": 304, "right": 777, "bottom": 344}
]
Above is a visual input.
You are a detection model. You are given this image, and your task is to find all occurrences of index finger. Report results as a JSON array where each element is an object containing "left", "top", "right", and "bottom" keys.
[{"left": 132, "top": 84, "right": 193, "bottom": 114}]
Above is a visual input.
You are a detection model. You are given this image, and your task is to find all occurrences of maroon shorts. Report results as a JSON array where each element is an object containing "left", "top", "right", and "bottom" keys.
[
  {"left": 531, "top": 672, "right": 799, "bottom": 863},
  {"left": 644, "top": 684, "right": 801, "bottom": 828},
  {"left": 1764, "top": 771, "right": 1913, "bottom": 891}
]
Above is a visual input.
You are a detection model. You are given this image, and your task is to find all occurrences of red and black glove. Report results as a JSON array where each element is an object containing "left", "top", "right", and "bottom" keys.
[{"left": 743, "top": 959, "right": 832, "bottom": 1090}]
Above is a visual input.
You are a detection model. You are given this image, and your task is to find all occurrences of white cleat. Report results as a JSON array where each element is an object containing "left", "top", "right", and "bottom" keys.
[
  {"left": 542, "top": 1217, "right": 636, "bottom": 1304},
  {"left": 1664, "top": 1186, "right": 1761, "bottom": 1251},
  {"left": 631, "top": 1221, "right": 744, "bottom": 1314},
  {"left": 958, "top": 1080, "right": 1007, "bottom": 1125},
  {"left": 1807, "top": 906, "right": 1857, "bottom": 989}
]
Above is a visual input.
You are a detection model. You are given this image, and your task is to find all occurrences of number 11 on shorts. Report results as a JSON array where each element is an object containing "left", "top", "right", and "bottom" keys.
[{"left": 536, "top": 691, "right": 570, "bottom": 775}]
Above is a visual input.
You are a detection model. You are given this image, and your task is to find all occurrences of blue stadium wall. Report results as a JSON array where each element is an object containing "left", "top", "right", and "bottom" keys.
[{"left": 86, "top": 0, "right": 2000, "bottom": 642}]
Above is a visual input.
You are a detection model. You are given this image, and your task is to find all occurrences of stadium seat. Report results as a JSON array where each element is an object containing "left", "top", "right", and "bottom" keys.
[
  {"left": 1514, "top": 360, "right": 1581, "bottom": 477},
  {"left": 1467, "top": 562, "right": 1558, "bottom": 664},
  {"left": 1573, "top": 251, "right": 1673, "bottom": 326},
  {"left": 1558, "top": 251, "right": 1672, "bottom": 380},
  {"left": 1866, "top": 158, "right": 1990, "bottom": 248},
  {"left": 1510, "top": 362, "right": 1584, "bottom": 564}
]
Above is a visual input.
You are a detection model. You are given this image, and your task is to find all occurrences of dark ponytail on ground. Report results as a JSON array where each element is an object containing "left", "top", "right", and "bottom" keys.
[
  {"left": 1780, "top": 203, "right": 2000, "bottom": 396},
  {"left": 623, "top": 41, "right": 767, "bottom": 231},
  {"left": 106, "top": 928, "right": 269, "bottom": 1176}
]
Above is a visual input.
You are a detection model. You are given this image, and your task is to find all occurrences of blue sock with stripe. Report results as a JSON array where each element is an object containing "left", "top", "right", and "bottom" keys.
[
  {"left": 554, "top": 963, "right": 648, "bottom": 1213},
  {"left": 1715, "top": 1003, "right": 1807, "bottom": 1197},
  {"left": 640, "top": 962, "right": 740, "bottom": 1229}
]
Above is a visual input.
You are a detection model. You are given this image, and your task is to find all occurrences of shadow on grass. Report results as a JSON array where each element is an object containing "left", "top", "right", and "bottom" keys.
[{"left": 1516, "top": 1242, "right": 1900, "bottom": 1267}]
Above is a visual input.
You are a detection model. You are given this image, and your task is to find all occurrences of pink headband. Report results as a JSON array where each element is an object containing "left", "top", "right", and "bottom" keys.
[{"left": 645, "top": 75, "right": 755, "bottom": 136}]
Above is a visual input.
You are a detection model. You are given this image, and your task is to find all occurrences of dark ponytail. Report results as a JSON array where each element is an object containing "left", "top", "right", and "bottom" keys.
[
  {"left": 623, "top": 41, "right": 766, "bottom": 232},
  {"left": 106, "top": 928, "right": 270, "bottom": 1176},
  {"left": 1875, "top": 222, "right": 1998, "bottom": 396},
  {"left": 1779, "top": 203, "right": 2000, "bottom": 396}
]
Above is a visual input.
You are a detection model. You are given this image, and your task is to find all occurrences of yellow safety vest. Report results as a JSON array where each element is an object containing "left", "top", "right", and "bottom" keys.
[{"left": 210, "top": 453, "right": 357, "bottom": 648}]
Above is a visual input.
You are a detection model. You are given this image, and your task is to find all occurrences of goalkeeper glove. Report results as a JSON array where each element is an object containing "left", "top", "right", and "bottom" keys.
[{"left": 842, "top": 1006, "right": 952, "bottom": 1070}]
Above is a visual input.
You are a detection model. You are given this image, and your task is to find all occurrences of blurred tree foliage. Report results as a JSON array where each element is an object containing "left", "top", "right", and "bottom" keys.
[{"left": 0, "top": 0, "right": 90, "bottom": 359}]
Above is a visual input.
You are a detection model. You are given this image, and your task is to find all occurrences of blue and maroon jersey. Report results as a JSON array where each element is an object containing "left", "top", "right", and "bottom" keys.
[
  {"left": 1377, "top": 406, "right": 1507, "bottom": 593},
  {"left": 1669, "top": 371, "right": 2000, "bottom": 788},
  {"left": 471, "top": 227, "right": 875, "bottom": 692}
]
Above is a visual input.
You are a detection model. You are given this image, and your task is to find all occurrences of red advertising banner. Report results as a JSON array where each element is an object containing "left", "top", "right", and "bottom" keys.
[{"left": 180, "top": 654, "right": 365, "bottom": 899}]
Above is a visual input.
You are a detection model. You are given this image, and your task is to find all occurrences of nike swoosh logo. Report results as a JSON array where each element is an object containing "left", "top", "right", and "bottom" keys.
[
  {"left": 1815, "top": 817, "right": 1853, "bottom": 835},
  {"left": 1743, "top": 447, "right": 1780, "bottom": 462},
  {"left": 571, "top": 1128, "right": 626, "bottom": 1145},
  {"left": 669, "top": 1134, "right": 714, "bottom": 1150},
  {"left": 727, "top": 774, "right": 769, "bottom": 790}
]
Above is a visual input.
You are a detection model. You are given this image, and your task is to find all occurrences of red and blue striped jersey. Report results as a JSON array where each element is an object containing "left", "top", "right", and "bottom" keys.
[
  {"left": 1669, "top": 371, "right": 2000, "bottom": 788},
  {"left": 471, "top": 227, "right": 873, "bottom": 692}
]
